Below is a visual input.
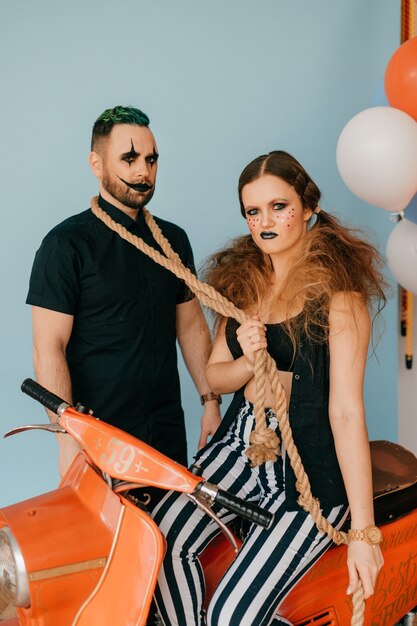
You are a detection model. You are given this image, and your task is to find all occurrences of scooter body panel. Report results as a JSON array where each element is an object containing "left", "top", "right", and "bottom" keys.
[
  {"left": 0, "top": 455, "right": 163, "bottom": 625},
  {"left": 1, "top": 455, "right": 119, "bottom": 575}
]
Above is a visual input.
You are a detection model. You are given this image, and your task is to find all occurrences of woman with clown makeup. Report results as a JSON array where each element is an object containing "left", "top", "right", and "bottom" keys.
[{"left": 152, "top": 151, "right": 385, "bottom": 626}]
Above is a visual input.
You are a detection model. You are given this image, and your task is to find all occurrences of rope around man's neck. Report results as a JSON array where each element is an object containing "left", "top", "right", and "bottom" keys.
[{"left": 90, "top": 196, "right": 365, "bottom": 625}]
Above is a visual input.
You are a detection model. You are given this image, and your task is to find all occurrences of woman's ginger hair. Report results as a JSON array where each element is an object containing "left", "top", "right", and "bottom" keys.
[{"left": 204, "top": 150, "right": 387, "bottom": 344}]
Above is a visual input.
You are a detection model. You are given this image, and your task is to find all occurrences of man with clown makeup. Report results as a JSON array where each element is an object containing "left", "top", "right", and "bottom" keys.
[{"left": 26, "top": 106, "right": 221, "bottom": 499}]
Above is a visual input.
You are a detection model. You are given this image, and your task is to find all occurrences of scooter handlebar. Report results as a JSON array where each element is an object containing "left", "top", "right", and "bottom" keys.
[
  {"left": 215, "top": 489, "right": 274, "bottom": 529},
  {"left": 20, "top": 379, "right": 271, "bottom": 529},
  {"left": 21, "top": 378, "right": 70, "bottom": 415}
]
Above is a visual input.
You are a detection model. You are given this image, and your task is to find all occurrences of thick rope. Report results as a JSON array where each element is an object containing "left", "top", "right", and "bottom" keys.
[{"left": 91, "top": 196, "right": 364, "bottom": 623}]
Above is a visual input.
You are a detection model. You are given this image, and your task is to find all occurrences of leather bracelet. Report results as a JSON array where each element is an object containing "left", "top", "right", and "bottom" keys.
[{"left": 200, "top": 392, "right": 222, "bottom": 406}]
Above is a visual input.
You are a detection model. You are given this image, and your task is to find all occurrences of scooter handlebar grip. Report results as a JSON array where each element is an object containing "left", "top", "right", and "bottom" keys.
[
  {"left": 215, "top": 489, "right": 274, "bottom": 528},
  {"left": 21, "top": 378, "right": 68, "bottom": 414}
]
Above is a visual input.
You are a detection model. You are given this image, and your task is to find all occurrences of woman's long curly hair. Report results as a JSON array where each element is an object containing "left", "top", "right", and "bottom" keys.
[{"left": 204, "top": 151, "right": 387, "bottom": 345}]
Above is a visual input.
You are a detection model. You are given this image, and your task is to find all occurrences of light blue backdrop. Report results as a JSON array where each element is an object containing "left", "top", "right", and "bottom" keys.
[{"left": 0, "top": 0, "right": 399, "bottom": 506}]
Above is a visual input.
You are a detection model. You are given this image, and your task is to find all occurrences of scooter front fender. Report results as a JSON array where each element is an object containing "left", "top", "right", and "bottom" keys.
[{"left": 73, "top": 496, "right": 164, "bottom": 626}]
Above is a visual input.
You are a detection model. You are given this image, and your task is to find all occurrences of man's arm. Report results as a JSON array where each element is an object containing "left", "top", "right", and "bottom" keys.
[
  {"left": 32, "top": 306, "right": 82, "bottom": 477},
  {"left": 176, "top": 298, "right": 221, "bottom": 449}
]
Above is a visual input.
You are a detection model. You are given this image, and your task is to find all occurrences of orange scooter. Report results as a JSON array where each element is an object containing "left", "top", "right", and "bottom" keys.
[{"left": 0, "top": 379, "right": 417, "bottom": 626}]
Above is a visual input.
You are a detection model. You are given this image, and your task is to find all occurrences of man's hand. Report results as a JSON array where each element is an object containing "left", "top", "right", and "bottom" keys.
[{"left": 198, "top": 401, "right": 222, "bottom": 449}]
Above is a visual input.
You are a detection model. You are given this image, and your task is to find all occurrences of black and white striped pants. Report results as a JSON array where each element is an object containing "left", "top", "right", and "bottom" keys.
[{"left": 153, "top": 400, "right": 349, "bottom": 626}]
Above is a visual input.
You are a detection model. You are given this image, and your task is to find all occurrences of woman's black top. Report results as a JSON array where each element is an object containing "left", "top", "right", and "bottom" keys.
[{"left": 200, "top": 316, "right": 348, "bottom": 512}]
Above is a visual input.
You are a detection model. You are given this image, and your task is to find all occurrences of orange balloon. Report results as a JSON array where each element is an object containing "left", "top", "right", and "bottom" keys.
[{"left": 385, "top": 36, "right": 417, "bottom": 122}]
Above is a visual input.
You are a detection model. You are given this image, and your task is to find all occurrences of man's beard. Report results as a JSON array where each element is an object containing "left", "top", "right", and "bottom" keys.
[{"left": 102, "top": 170, "right": 155, "bottom": 210}]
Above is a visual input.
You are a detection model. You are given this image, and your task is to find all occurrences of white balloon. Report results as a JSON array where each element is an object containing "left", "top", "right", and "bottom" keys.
[
  {"left": 386, "top": 218, "right": 417, "bottom": 294},
  {"left": 336, "top": 107, "right": 417, "bottom": 212}
]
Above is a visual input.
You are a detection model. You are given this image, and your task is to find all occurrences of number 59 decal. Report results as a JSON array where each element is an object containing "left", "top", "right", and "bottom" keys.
[{"left": 100, "top": 437, "right": 149, "bottom": 475}]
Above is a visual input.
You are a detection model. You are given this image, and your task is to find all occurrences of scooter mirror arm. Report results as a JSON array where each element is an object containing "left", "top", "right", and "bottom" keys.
[
  {"left": 187, "top": 492, "right": 239, "bottom": 554},
  {"left": 4, "top": 422, "right": 67, "bottom": 438}
]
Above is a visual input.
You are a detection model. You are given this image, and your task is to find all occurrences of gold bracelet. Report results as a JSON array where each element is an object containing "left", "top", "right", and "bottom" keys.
[{"left": 200, "top": 392, "right": 222, "bottom": 406}]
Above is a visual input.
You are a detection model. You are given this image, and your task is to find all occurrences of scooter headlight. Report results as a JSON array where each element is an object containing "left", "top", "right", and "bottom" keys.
[{"left": 0, "top": 527, "right": 30, "bottom": 607}]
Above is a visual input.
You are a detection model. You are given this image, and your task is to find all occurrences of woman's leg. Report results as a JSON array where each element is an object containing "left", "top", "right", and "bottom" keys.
[
  {"left": 153, "top": 402, "right": 262, "bottom": 626},
  {"left": 207, "top": 478, "right": 349, "bottom": 626}
]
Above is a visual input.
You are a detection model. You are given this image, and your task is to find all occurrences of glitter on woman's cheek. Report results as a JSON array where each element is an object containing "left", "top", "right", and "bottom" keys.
[
  {"left": 288, "top": 212, "right": 296, "bottom": 227},
  {"left": 274, "top": 209, "right": 291, "bottom": 227},
  {"left": 273, "top": 206, "right": 297, "bottom": 229},
  {"left": 287, "top": 207, "right": 296, "bottom": 226},
  {"left": 247, "top": 216, "right": 260, "bottom": 231}
]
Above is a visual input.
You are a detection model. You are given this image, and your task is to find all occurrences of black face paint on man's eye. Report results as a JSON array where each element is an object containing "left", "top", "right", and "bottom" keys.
[{"left": 121, "top": 140, "right": 139, "bottom": 165}]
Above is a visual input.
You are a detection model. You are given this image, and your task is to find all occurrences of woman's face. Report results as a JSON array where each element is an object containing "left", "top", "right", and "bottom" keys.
[{"left": 241, "top": 174, "right": 313, "bottom": 258}]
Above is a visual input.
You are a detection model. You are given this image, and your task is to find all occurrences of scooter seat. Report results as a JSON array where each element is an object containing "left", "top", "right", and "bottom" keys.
[{"left": 370, "top": 440, "right": 417, "bottom": 526}]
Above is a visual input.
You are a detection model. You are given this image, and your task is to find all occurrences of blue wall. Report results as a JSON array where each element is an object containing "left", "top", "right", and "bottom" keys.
[{"left": 0, "top": 0, "right": 400, "bottom": 506}]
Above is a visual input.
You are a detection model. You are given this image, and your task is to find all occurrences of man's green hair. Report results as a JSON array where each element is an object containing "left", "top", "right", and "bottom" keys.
[{"left": 91, "top": 105, "right": 150, "bottom": 150}]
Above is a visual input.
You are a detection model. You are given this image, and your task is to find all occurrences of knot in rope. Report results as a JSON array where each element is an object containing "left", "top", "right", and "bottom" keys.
[{"left": 246, "top": 426, "right": 281, "bottom": 466}]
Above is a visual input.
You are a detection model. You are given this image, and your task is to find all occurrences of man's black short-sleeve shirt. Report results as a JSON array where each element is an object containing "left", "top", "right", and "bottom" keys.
[{"left": 26, "top": 196, "right": 196, "bottom": 464}]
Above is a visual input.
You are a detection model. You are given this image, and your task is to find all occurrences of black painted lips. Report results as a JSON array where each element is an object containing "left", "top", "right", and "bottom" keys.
[{"left": 260, "top": 232, "right": 278, "bottom": 239}]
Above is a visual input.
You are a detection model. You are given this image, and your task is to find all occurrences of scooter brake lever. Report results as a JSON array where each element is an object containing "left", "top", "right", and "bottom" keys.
[
  {"left": 4, "top": 423, "right": 67, "bottom": 438},
  {"left": 187, "top": 493, "right": 239, "bottom": 553}
]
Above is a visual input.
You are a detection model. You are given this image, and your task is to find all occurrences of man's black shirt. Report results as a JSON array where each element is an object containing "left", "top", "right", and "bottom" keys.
[{"left": 26, "top": 196, "right": 196, "bottom": 465}]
